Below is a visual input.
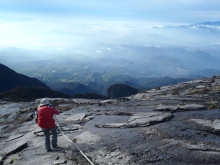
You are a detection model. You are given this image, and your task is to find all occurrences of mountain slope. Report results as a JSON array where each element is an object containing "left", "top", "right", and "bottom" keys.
[
  {"left": 49, "top": 82, "right": 98, "bottom": 95},
  {"left": 0, "top": 87, "right": 71, "bottom": 102},
  {"left": 107, "top": 84, "right": 139, "bottom": 99},
  {"left": 0, "top": 63, "right": 49, "bottom": 93}
]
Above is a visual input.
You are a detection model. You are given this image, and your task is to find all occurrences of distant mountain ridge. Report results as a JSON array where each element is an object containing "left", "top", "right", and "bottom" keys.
[
  {"left": 0, "top": 63, "right": 49, "bottom": 93},
  {"left": 195, "top": 21, "right": 220, "bottom": 26},
  {"left": 178, "top": 21, "right": 220, "bottom": 32}
]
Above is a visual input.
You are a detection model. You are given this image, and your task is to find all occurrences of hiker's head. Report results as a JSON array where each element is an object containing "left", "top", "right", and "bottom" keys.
[{"left": 39, "top": 98, "right": 50, "bottom": 107}]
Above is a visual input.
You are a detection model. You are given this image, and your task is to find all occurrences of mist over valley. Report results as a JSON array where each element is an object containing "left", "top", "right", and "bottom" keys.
[{"left": 1, "top": 21, "right": 220, "bottom": 95}]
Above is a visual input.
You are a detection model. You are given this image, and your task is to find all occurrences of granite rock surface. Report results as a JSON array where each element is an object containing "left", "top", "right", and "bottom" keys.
[{"left": 0, "top": 76, "right": 220, "bottom": 165}]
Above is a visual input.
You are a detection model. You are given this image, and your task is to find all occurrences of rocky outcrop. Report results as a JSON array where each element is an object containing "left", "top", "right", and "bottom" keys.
[
  {"left": 0, "top": 63, "right": 49, "bottom": 93},
  {"left": 95, "top": 112, "right": 173, "bottom": 128},
  {"left": 155, "top": 103, "right": 205, "bottom": 111},
  {"left": 0, "top": 76, "right": 220, "bottom": 165}
]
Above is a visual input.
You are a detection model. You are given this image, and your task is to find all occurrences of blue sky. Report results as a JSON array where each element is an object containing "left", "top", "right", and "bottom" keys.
[
  {"left": 1, "top": 0, "right": 220, "bottom": 22},
  {"left": 0, "top": 0, "right": 220, "bottom": 53}
]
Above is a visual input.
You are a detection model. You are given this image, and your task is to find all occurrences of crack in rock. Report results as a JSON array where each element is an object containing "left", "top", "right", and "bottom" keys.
[{"left": 6, "top": 134, "right": 24, "bottom": 142}]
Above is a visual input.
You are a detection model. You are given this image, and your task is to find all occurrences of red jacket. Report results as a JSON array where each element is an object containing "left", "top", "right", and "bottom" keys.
[{"left": 37, "top": 106, "right": 59, "bottom": 129}]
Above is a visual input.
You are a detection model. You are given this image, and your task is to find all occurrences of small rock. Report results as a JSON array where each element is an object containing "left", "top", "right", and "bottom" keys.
[
  {"left": 61, "top": 125, "right": 79, "bottom": 131},
  {"left": 0, "top": 156, "right": 4, "bottom": 162},
  {"left": 117, "top": 97, "right": 130, "bottom": 102},
  {"left": 190, "top": 119, "right": 213, "bottom": 127},
  {"left": 61, "top": 127, "right": 71, "bottom": 131},
  {"left": 3, "top": 158, "right": 14, "bottom": 164},
  {"left": 52, "top": 160, "right": 67, "bottom": 165},
  {"left": 155, "top": 105, "right": 176, "bottom": 111},
  {"left": 179, "top": 104, "right": 205, "bottom": 110},
  {"left": 0, "top": 135, "right": 6, "bottom": 139},
  {"left": 83, "top": 115, "right": 95, "bottom": 122},
  {"left": 103, "top": 123, "right": 128, "bottom": 128},
  {"left": 34, "top": 130, "right": 44, "bottom": 136},
  {"left": 213, "top": 120, "right": 220, "bottom": 130},
  {"left": 196, "top": 85, "right": 206, "bottom": 89},
  {"left": 184, "top": 142, "right": 220, "bottom": 152}
]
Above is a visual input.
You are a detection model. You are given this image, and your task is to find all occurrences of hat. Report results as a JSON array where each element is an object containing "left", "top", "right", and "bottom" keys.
[{"left": 39, "top": 98, "right": 50, "bottom": 107}]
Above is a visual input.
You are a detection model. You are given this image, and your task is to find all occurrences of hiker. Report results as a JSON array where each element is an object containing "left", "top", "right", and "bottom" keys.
[{"left": 37, "top": 98, "right": 61, "bottom": 152}]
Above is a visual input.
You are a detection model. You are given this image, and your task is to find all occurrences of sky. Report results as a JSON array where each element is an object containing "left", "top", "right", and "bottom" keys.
[{"left": 0, "top": 0, "right": 220, "bottom": 54}]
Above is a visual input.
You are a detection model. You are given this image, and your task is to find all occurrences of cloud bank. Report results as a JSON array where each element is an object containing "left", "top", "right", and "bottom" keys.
[{"left": 0, "top": 0, "right": 220, "bottom": 54}]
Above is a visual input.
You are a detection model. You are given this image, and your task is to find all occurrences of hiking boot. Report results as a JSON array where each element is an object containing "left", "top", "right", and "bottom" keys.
[
  {"left": 53, "top": 146, "right": 62, "bottom": 150},
  {"left": 47, "top": 148, "right": 51, "bottom": 152}
]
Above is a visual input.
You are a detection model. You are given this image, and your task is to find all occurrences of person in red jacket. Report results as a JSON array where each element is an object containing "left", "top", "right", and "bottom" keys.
[{"left": 37, "top": 98, "right": 60, "bottom": 152}]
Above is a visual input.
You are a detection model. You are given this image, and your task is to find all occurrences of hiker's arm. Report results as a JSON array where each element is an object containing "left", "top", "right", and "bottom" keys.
[{"left": 51, "top": 107, "right": 60, "bottom": 115}]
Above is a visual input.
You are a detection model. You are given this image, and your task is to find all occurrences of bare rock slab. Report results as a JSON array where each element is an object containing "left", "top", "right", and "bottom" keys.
[
  {"left": 184, "top": 142, "right": 220, "bottom": 152},
  {"left": 66, "top": 113, "right": 86, "bottom": 123},
  {"left": 1, "top": 141, "right": 28, "bottom": 156},
  {"left": 191, "top": 119, "right": 220, "bottom": 132},
  {"left": 74, "top": 131, "right": 101, "bottom": 144},
  {"left": 155, "top": 104, "right": 205, "bottom": 111},
  {"left": 127, "top": 112, "right": 173, "bottom": 127},
  {"left": 52, "top": 159, "right": 67, "bottom": 165},
  {"left": 96, "top": 112, "right": 173, "bottom": 128},
  {"left": 92, "top": 148, "right": 132, "bottom": 165}
]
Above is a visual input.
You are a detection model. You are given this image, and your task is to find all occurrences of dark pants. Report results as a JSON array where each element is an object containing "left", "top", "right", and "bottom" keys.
[{"left": 42, "top": 126, "right": 57, "bottom": 150}]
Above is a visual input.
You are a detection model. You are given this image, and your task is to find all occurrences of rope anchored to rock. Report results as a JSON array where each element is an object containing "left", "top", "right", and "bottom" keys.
[{"left": 54, "top": 115, "right": 95, "bottom": 165}]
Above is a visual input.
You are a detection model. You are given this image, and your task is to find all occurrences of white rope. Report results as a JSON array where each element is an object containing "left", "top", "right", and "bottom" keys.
[{"left": 54, "top": 116, "right": 95, "bottom": 165}]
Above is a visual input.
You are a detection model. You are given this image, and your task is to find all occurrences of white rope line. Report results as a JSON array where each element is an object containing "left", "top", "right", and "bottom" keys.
[{"left": 54, "top": 116, "right": 95, "bottom": 165}]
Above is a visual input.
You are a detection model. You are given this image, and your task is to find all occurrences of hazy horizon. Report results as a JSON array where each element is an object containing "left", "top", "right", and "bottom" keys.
[{"left": 0, "top": 0, "right": 220, "bottom": 57}]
